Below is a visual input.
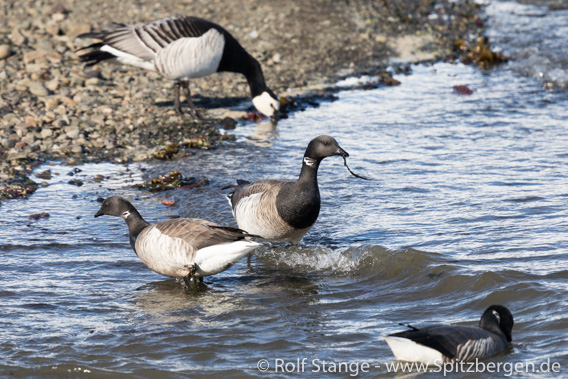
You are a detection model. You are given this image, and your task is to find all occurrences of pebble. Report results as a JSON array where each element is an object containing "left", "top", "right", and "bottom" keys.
[
  {"left": 65, "top": 126, "right": 80, "bottom": 139},
  {"left": 10, "top": 29, "right": 26, "bottom": 45},
  {"left": 41, "top": 128, "right": 53, "bottom": 139},
  {"left": 29, "top": 212, "right": 50, "bottom": 220},
  {"left": 36, "top": 170, "right": 52, "bottom": 179},
  {"left": 45, "top": 78, "right": 59, "bottom": 92},
  {"left": 67, "top": 23, "right": 91, "bottom": 39},
  {"left": 28, "top": 82, "right": 49, "bottom": 97},
  {"left": 0, "top": 44, "right": 11, "bottom": 60},
  {"left": 85, "top": 77, "right": 100, "bottom": 86},
  {"left": 23, "top": 49, "right": 49, "bottom": 65}
]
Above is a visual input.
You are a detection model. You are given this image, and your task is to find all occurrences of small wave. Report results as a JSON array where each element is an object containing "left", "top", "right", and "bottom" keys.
[
  {"left": 487, "top": 2, "right": 568, "bottom": 90},
  {"left": 505, "top": 196, "right": 545, "bottom": 203},
  {"left": 254, "top": 245, "right": 453, "bottom": 279}
]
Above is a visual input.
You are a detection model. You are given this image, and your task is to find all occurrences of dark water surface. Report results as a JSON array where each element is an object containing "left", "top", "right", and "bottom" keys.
[{"left": 1, "top": 1, "right": 568, "bottom": 377}]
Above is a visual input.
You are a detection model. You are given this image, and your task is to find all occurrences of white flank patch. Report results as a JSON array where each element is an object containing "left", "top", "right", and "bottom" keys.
[
  {"left": 233, "top": 193, "right": 270, "bottom": 237},
  {"left": 154, "top": 29, "right": 225, "bottom": 80},
  {"left": 193, "top": 240, "right": 261, "bottom": 276},
  {"left": 100, "top": 45, "right": 155, "bottom": 71},
  {"left": 252, "top": 91, "right": 279, "bottom": 117},
  {"left": 384, "top": 336, "right": 444, "bottom": 365}
]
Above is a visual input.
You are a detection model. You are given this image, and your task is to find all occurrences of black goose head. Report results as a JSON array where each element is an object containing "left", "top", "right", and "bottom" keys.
[
  {"left": 303, "top": 135, "right": 349, "bottom": 166},
  {"left": 479, "top": 305, "right": 514, "bottom": 342},
  {"left": 94, "top": 196, "right": 137, "bottom": 220}
]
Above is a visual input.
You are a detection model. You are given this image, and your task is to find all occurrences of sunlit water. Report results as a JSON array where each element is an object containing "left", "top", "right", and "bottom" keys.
[{"left": 1, "top": 1, "right": 568, "bottom": 377}]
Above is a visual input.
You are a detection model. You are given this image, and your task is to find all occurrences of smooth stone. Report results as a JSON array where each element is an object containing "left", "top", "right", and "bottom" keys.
[
  {"left": 0, "top": 44, "right": 11, "bottom": 60},
  {"left": 65, "top": 126, "right": 80, "bottom": 139},
  {"left": 85, "top": 77, "right": 100, "bottom": 86},
  {"left": 67, "top": 23, "right": 91, "bottom": 40},
  {"left": 45, "top": 78, "right": 59, "bottom": 92},
  {"left": 40, "top": 128, "right": 53, "bottom": 139},
  {"left": 28, "top": 82, "right": 48, "bottom": 97}
]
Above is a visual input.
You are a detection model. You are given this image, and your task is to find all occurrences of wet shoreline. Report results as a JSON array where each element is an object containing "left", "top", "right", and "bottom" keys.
[{"left": 0, "top": 0, "right": 491, "bottom": 201}]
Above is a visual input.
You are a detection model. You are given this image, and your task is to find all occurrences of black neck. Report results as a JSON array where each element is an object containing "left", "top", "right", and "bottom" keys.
[
  {"left": 244, "top": 59, "right": 267, "bottom": 98},
  {"left": 298, "top": 157, "right": 321, "bottom": 184},
  {"left": 275, "top": 158, "right": 322, "bottom": 229},
  {"left": 124, "top": 209, "right": 150, "bottom": 240},
  {"left": 217, "top": 34, "right": 267, "bottom": 97}
]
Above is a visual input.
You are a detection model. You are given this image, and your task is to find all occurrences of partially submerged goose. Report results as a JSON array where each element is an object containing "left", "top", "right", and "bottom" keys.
[
  {"left": 94, "top": 196, "right": 262, "bottom": 287},
  {"left": 78, "top": 16, "right": 279, "bottom": 119},
  {"left": 384, "top": 305, "right": 514, "bottom": 364},
  {"left": 225, "top": 135, "right": 349, "bottom": 244}
]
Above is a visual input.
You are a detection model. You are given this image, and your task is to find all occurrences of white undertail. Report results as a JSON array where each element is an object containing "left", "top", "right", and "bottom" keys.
[
  {"left": 384, "top": 336, "right": 445, "bottom": 365},
  {"left": 193, "top": 240, "right": 261, "bottom": 277}
]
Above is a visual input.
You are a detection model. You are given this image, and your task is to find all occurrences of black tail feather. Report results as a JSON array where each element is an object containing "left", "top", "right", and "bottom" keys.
[
  {"left": 207, "top": 224, "right": 264, "bottom": 240},
  {"left": 399, "top": 323, "right": 420, "bottom": 331},
  {"left": 79, "top": 50, "right": 116, "bottom": 66},
  {"left": 76, "top": 42, "right": 105, "bottom": 52},
  {"left": 221, "top": 179, "right": 250, "bottom": 191},
  {"left": 76, "top": 32, "right": 105, "bottom": 40}
]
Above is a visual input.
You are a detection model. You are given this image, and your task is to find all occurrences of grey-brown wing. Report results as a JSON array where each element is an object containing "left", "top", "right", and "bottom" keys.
[
  {"left": 86, "top": 16, "right": 222, "bottom": 61},
  {"left": 228, "top": 179, "right": 289, "bottom": 211},
  {"left": 154, "top": 218, "right": 254, "bottom": 250}
]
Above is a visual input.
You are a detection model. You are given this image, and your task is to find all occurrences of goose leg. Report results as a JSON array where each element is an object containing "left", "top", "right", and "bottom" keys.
[
  {"left": 182, "top": 267, "right": 206, "bottom": 292},
  {"left": 182, "top": 275, "right": 198, "bottom": 291},
  {"left": 181, "top": 81, "right": 205, "bottom": 120},
  {"left": 174, "top": 82, "right": 183, "bottom": 115},
  {"left": 183, "top": 276, "right": 206, "bottom": 292}
]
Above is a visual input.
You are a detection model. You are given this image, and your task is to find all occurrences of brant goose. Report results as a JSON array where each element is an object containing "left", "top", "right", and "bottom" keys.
[
  {"left": 94, "top": 196, "right": 262, "bottom": 287},
  {"left": 77, "top": 16, "right": 279, "bottom": 119},
  {"left": 225, "top": 135, "right": 349, "bottom": 244},
  {"left": 384, "top": 305, "right": 514, "bottom": 364}
]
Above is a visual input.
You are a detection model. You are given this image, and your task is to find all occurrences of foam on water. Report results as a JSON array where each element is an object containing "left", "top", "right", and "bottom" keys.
[{"left": 486, "top": 1, "right": 568, "bottom": 89}]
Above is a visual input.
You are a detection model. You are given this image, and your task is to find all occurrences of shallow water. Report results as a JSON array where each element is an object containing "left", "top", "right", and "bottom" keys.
[{"left": 2, "top": 1, "right": 568, "bottom": 377}]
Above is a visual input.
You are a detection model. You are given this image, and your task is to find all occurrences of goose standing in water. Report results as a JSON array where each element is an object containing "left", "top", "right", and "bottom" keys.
[
  {"left": 94, "top": 196, "right": 263, "bottom": 288},
  {"left": 384, "top": 305, "right": 514, "bottom": 364},
  {"left": 225, "top": 135, "right": 349, "bottom": 244},
  {"left": 78, "top": 16, "right": 279, "bottom": 119}
]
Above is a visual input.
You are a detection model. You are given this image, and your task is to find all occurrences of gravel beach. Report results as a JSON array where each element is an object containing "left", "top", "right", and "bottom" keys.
[{"left": 0, "top": 0, "right": 489, "bottom": 200}]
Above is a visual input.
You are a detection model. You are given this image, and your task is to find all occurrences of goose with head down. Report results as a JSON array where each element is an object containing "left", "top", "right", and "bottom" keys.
[{"left": 78, "top": 16, "right": 279, "bottom": 119}]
